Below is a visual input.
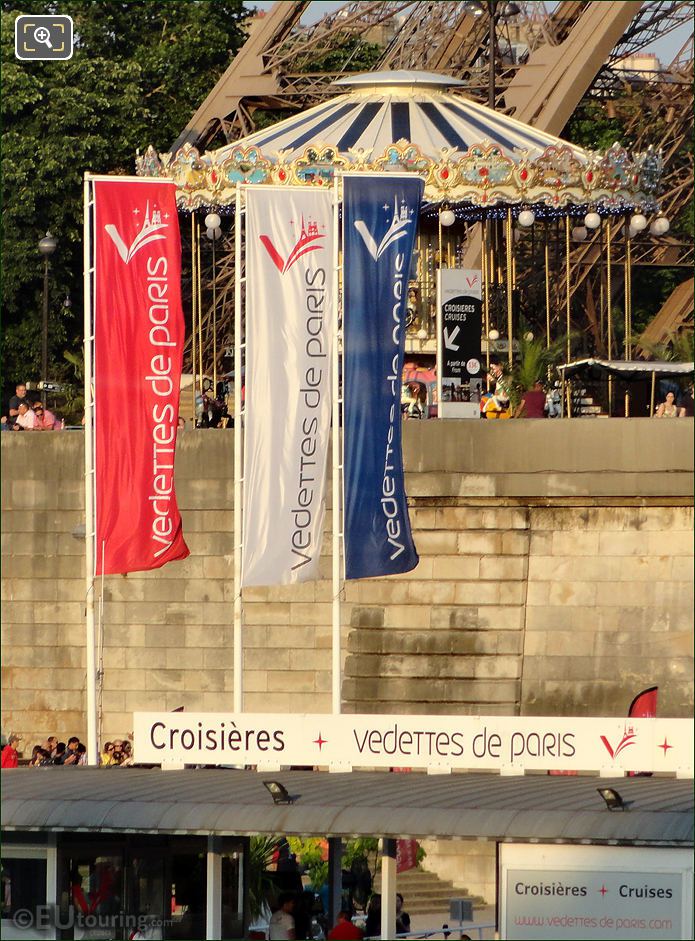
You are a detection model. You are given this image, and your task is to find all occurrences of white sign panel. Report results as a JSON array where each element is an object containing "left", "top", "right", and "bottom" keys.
[
  {"left": 436, "top": 268, "right": 483, "bottom": 419},
  {"left": 133, "top": 713, "right": 693, "bottom": 775},
  {"left": 500, "top": 845, "right": 693, "bottom": 940}
]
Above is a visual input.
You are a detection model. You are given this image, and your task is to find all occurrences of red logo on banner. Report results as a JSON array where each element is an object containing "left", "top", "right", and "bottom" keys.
[
  {"left": 93, "top": 179, "right": 189, "bottom": 575},
  {"left": 259, "top": 216, "right": 325, "bottom": 274},
  {"left": 600, "top": 725, "right": 637, "bottom": 760}
]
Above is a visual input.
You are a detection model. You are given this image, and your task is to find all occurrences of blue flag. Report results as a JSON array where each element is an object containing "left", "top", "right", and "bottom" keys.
[{"left": 343, "top": 175, "right": 423, "bottom": 580}]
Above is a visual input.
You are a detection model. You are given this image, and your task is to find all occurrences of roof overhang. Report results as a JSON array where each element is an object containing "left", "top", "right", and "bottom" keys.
[{"left": 2, "top": 769, "right": 692, "bottom": 845}]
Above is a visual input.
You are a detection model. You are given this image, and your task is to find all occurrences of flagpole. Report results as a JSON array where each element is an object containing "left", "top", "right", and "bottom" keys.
[
  {"left": 83, "top": 175, "right": 99, "bottom": 764},
  {"left": 233, "top": 183, "right": 244, "bottom": 713},
  {"left": 332, "top": 176, "right": 342, "bottom": 715}
]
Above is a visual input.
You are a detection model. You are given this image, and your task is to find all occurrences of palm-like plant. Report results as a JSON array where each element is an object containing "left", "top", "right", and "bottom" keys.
[
  {"left": 509, "top": 331, "right": 566, "bottom": 411},
  {"left": 638, "top": 330, "right": 694, "bottom": 363},
  {"left": 248, "top": 836, "right": 281, "bottom": 922}
]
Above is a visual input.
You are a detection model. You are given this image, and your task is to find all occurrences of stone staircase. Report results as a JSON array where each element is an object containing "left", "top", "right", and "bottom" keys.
[{"left": 373, "top": 867, "right": 485, "bottom": 915}]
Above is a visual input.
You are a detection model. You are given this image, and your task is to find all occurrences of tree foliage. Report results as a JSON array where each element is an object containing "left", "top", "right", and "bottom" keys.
[{"left": 1, "top": 0, "right": 247, "bottom": 391}]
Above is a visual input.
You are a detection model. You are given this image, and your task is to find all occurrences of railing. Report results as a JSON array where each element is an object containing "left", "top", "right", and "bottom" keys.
[{"left": 366, "top": 922, "right": 495, "bottom": 940}]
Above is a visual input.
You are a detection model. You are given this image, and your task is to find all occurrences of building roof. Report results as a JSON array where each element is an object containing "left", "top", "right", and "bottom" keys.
[{"left": 2, "top": 769, "right": 692, "bottom": 845}]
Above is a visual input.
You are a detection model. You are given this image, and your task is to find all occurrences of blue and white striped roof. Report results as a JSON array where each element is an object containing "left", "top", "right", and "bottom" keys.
[{"left": 215, "top": 70, "right": 589, "bottom": 165}]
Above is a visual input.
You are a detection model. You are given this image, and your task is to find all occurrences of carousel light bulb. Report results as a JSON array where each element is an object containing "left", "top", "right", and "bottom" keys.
[
  {"left": 524, "top": 332, "right": 534, "bottom": 342},
  {"left": 417, "top": 328, "right": 428, "bottom": 340},
  {"left": 206, "top": 226, "right": 222, "bottom": 241},
  {"left": 205, "top": 212, "right": 221, "bottom": 230},
  {"left": 488, "top": 329, "right": 500, "bottom": 341},
  {"left": 518, "top": 209, "right": 535, "bottom": 227},
  {"left": 571, "top": 226, "right": 588, "bottom": 242},
  {"left": 628, "top": 225, "right": 638, "bottom": 239},
  {"left": 584, "top": 212, "right": 601, "bottom": 229},
  {"left": 630, "top": 213, "right": 647, "bottom": 232},
  {"left": 439, "top": 209, "right": 456, "bottom": 227},
  {"left": 650, "top": 216, "right": 670, "bottom": 236}
]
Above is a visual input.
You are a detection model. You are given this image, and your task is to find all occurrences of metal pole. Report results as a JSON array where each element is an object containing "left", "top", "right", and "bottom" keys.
[
  {"left": 488, "top": 1, "right": 496, "bottom": 110},
  {"left": 482, "top": 221, "right": 491, "bottom": 378},
  {"left": 544, "top": 224, "right": 551, "bottom": 350},
  {"left": 42, "top": 257, "right": 49, "bottom": 408},
  {"left": 212, "top": 235, "right": 218, "bottom": 394},
  {"left": 332, "top": 176, "right": 342, "bottom": 715},
  {"left": 565, "top": 216, "right": 571, "bottom": 364},
  {"left": 233, "top": 185, "right": 244, "bottom": 713},
  {"left": 82, "top": 176, "right": 98, "bottom": 765},
  {"left": 506, "top": 208, "right": 513, "bottom": 367},
  {"left": 650, "top": 370, "right": 656, "bottom": 417},
  {"left": 606, "top": 220, "right": 613, "bottom": 416},
  {"left": 191, "top": 214, "right": 197, "bottom": 423}
]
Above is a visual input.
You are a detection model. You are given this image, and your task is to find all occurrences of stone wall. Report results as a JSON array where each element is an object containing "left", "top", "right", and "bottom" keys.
[{"left": 1, "top": 419, "right": 693, "bottom": 749}]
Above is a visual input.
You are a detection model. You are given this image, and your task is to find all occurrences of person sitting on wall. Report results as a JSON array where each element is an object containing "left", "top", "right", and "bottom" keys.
[{"left": 33, "top": 403, "right": 61, "bottom": 430}]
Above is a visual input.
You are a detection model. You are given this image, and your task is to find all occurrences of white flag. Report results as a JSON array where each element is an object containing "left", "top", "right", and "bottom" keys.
[{"left": 242, "top": 188, "right": 334, "bottom": 586}]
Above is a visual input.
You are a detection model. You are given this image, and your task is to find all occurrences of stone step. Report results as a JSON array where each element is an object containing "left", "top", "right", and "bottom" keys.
[{"left": 373, "top": 867, "right": 485, "bottom": 915}]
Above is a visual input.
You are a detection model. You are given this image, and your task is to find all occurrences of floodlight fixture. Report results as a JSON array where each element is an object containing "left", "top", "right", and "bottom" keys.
[
  {"left": 264, "top": 780, "right": 297, "bottom": 805},
  {"left": 597, "top": 787, "right": 633, "bottom": 811}
]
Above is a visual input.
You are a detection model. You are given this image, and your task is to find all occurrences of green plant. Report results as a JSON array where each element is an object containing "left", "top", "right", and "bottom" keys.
[
  {"left": 248, "top": 836, "right": 281, "bottom": 922},
  {"left": 287, "top": 837, "right": 328, "bottom": 889},
  {"left": 509, "top": 330, "right": 566, "bottom": 411}
]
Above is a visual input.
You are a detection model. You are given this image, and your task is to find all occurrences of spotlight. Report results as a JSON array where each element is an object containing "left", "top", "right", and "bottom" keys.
[
  {"left": 488, "top": 329, "right": 500, "bottom": 341},
  {"left": 205, "top": 212, "right": 221, "bottom": 230},
  {"left": 597, "top": 787, "right": 633, "bottom": 812},
  {"left": 584, "top": 212, "right": 601, "bottom": 230},
  {"left": 630, "top": 213, "right": 647, "bottom": 232},
  {"left": 439, "top": 209, "right": 456, "bottom": 227},
  {"left": 518, "top": 209, "right": 535, "bottom": 227},
  {"left": 263, "top": 780, "right": 298, "bottom": 805}
]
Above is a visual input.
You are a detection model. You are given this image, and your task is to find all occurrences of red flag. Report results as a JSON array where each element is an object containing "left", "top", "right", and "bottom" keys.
[
  {"left": 628, "top": 686, "right": 658, "bottom": 718},
  {"left": 628, "top": 686, "right": 658, "bottom": 777},
  {"left": 396, "top": 840, "right": 419, "bottom": 874},
  {"left": 93, "top": 179, "right": 189, "bottom": 574}
]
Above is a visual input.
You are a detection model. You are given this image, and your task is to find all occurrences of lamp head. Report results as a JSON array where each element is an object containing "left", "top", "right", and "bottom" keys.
[
  {"left": 263, "top": 780, "right": 297, "bottom": 805},
  {"left": 38, "top": 232, "right": 57, "bottom": 256},
  {"left": 597, "top": 787, "right": 633, "bottom": 811}
]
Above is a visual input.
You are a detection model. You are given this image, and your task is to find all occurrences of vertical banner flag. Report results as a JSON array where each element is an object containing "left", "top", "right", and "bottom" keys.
[
  {"left": 343, "top": 175, "right": 423, "bottom": 580},
  {"left": 243, "top": 188, "right": 334, "bottom": 586},
  {"left": 93, "top": 178, "right": 189, "bottom": 575},
  {"left": 437, "top": 267, "right": 482, "bottom": 419}
]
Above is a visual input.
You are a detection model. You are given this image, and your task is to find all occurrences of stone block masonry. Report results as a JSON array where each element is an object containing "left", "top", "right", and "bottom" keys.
[{"left": 1, "top": 419, "right": 693, "bottom": 748}]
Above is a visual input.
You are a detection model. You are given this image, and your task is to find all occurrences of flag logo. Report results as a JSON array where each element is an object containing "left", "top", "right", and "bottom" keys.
[
  {"left": 354, "top": 197, "right": 413, "bottom": 261},
  {"left": 260, "top": 216, "right": 325, "bottom": 274},
  {"left": 105, "top": 202, "right": 168, "bottom": 264}
]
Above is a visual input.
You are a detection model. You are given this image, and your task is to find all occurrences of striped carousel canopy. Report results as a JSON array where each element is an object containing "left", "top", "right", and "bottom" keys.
[
  {"left": 138, "top": 71, "right": 662, "bottom": 211},
  {"left": 215, "top": 70, "right": 588, "bottom": 166}
]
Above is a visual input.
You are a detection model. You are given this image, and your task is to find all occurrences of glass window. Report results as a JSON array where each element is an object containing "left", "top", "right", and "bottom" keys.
[{"left": 1, "top": 858, "right": 47, "bottom": 919}]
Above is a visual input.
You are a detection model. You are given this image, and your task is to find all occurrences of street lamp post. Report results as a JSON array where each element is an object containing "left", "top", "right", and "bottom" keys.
[
  {"left": 463, "top": 0, "right": 520, "bottom": 110},
  {"left": 38, "top": 231, "right": 58, "bottom": 407}
]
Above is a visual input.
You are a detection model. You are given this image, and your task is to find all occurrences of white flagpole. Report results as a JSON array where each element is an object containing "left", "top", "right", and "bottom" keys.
[
  {"left": 331, "top": 176, "right": 342, "bottom": 715},
  {"left": 233, "top": 184, "right": 244, "bottom": 713},
  {"left": 83, "top": 175, "right": 99, "bottom": 764}
]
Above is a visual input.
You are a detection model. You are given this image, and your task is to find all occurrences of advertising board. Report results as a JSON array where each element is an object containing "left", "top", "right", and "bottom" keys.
[
  {"left": 436, "top": 268, "right": 482, "bottom": 418},
  {"left": 500, "top": 844, "right": 693, "bottom": 940}
]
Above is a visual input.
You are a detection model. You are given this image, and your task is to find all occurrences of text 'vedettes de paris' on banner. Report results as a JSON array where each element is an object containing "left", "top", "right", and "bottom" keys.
[
  {"left": 242, "top": 188, "right": 334, "bottom": 586},
  {"left": 343, "top": 175, "right": 424, "bottom": 580},
  {"left": 93, "top": 178, "right": 189, "bottom": 575}
]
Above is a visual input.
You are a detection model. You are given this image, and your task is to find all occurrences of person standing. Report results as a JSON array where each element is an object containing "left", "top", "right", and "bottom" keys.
[
  {"left": 1, "top": 734, "right": 21, "bottom": 768},
  {"left": 8, "top": 383, "right": 29, "bottom": 424},
  {"left": 269, "top": 893, "right": 297, "bottom": 940}
]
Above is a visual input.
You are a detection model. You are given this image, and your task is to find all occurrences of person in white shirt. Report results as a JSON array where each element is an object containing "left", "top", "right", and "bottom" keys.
[
  {"left": 269, "top": 893, "right": 296, "bottom": 941},
  {"left": 14, "top": 402, "right": 36, "bottom": 430}
]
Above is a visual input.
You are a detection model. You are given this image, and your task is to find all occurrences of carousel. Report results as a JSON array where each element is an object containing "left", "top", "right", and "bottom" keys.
[{"left": 137, "top": 70, "right": 672, "bottom": 418}]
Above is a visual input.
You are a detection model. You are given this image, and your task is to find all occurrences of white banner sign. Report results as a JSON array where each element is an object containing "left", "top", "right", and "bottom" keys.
[
  {"left": 243, "top": 187, "right": 334, "bottom": 586},
  {"left": 500, "top": 844, "right": 693, "bottom": 940},
  {"left": 133, "top": 713, "right": 693, "bottom": 775}
]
